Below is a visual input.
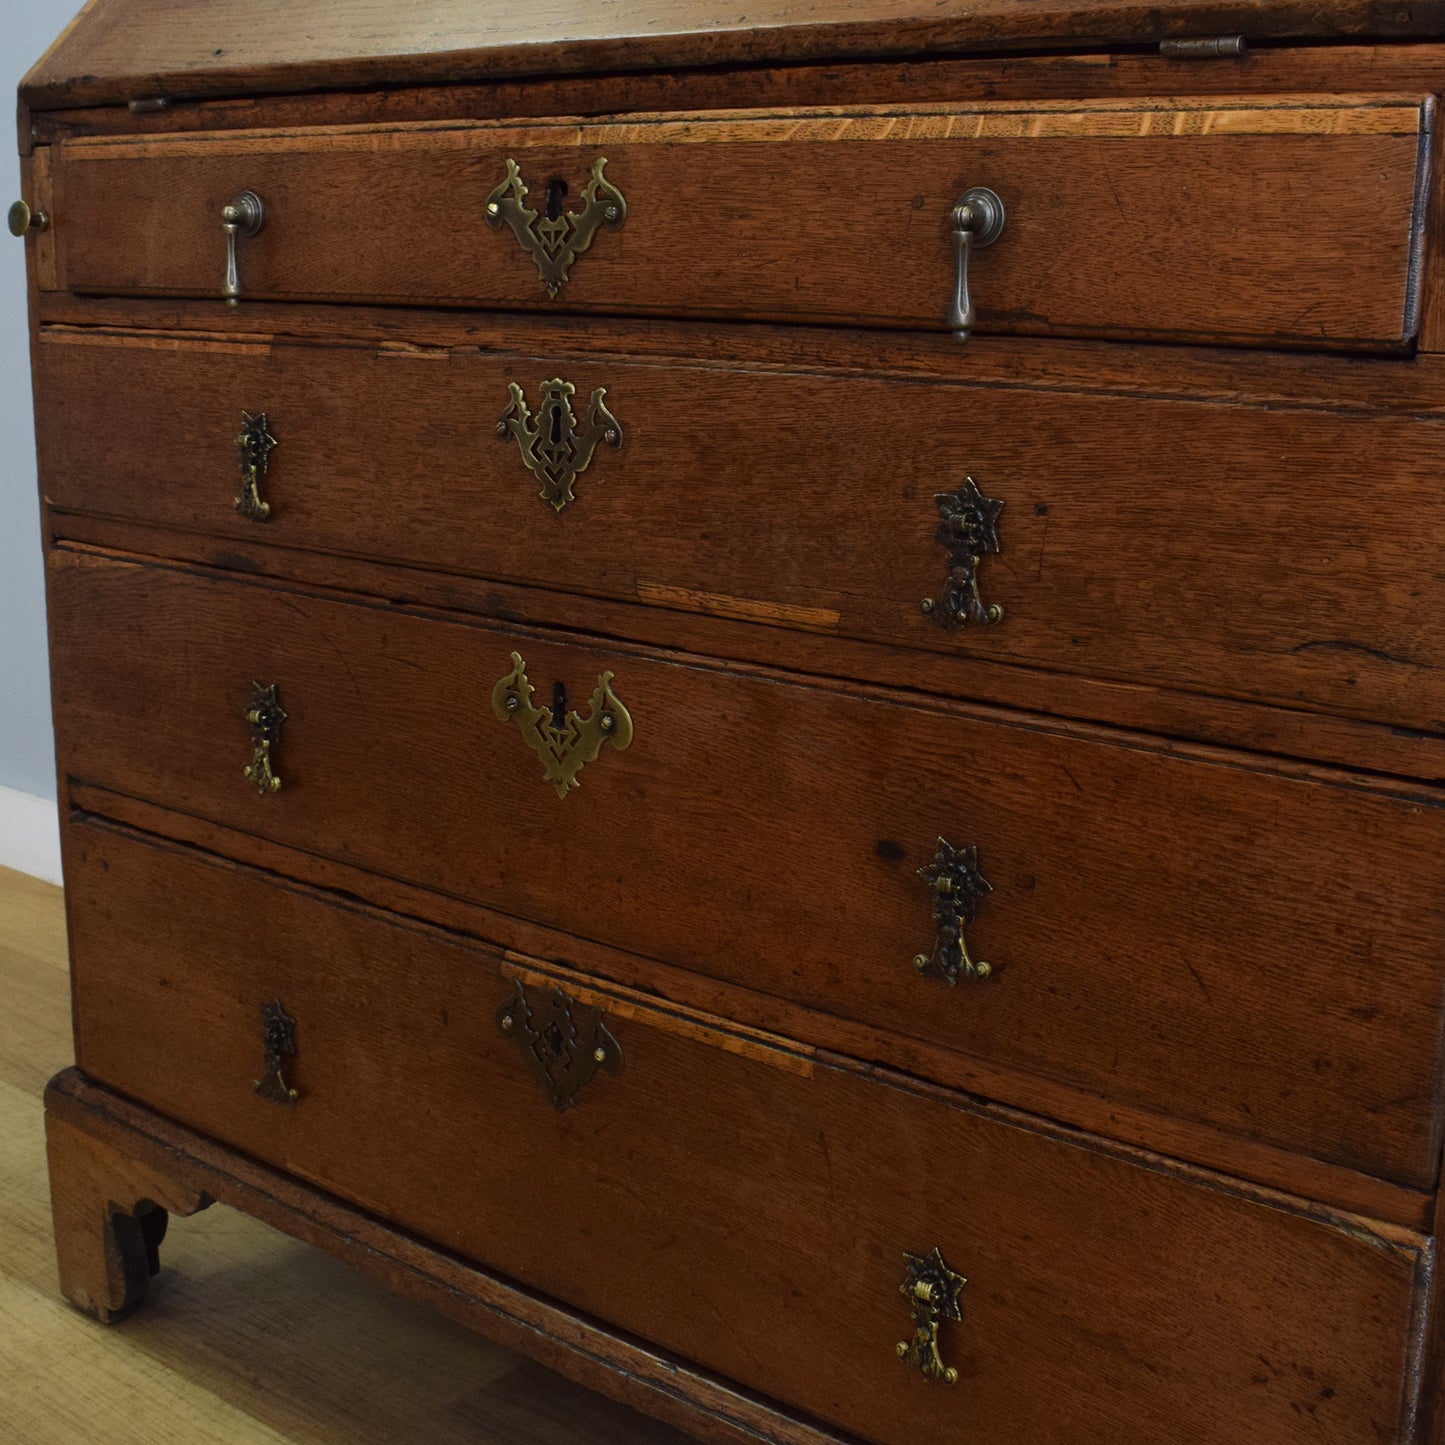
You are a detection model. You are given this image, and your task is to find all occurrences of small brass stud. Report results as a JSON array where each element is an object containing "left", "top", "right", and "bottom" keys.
[
  {"left": 920, "top": 598, "right": 936, "bottom": 616},
  {"left": 592, "top": 1046, "right": 607, "bottom": 1063},
  {"left": 500, "top": 1013, "right": 514, "bottom": 1032}
]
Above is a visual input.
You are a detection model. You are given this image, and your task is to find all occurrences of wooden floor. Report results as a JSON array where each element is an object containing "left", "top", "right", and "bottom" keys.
[{"left": 0, "top": 864, "right": 689, "bottom": 1445}]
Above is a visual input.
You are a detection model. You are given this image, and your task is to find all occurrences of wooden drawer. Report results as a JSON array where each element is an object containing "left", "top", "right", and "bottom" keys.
[
  {"left": 49, "top": 548, "right": 1445, "bottom": 1188},
  {"left": 47, "top": 95, "right": 1432, "bottom": 348},
  {"left": 63, "top": 820, "right": 1431, "bottom": 1445},
  {"left": 35, "top": 328, "right": 1445, "bottom": 733}
]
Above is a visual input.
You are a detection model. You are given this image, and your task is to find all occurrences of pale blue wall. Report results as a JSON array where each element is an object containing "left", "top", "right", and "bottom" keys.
[{"left": 1, "top": 4, "right": 85, "bottom": 801}]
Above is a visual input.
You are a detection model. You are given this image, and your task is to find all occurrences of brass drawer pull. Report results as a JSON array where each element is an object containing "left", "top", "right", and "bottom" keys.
[
  {"left": 234, "top": 411, "right": 277, "bottom": 522},
  {"left": 914, "top": 837, "right": 993, "bottom": 984},
  {"left": 497, "top": 980, "right": 623, "bottom": 1112},
  {"left": 492, "top": 652, "right": 633, "bottom": 798},
  {"left": 221, "top": 189, "right": 264, "bottom": 305},
  {"left": 920, "top": 477, "right": 1005, "bottom": 627},
  {"left": 243, "top": 682, "right": 286, "bottom": 795},
  {"left": 486, "top": 157, "right": 626, "bottom": 297},
  {"left": 8, "top": 199, "right": 48, "bottom": 236},
  {"left": 898, "top": 1247, "right": 967, "bottom": 1385},
  {"left": 948, "top": 186, "right": 1005, "bottom": 340},
  {"left": 254, "top": 998, "right": 300, "bottom": 1104},
  {"left": 497, "top": 378, "right": 622, "bottom": 513}
]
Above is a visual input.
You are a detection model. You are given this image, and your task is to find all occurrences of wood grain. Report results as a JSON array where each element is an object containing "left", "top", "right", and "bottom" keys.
[
  {"left": 46, "top": 547, "right": 1445, "bottom": 1189},
  {"left": 21, "top": 0, "right": 1445, "bottom": 111},
  {"left": 59, "top": 821, "right": 1435, "bottom": 1445},
  {"left": 48, "top": 98, "right": 1431, "bottom": 347},
  {"left": 35, "top": 325, "right": 1445, "bottom": 735},
  {"left": 0, "top": 864, "right": 698, "bottom": 1445}
]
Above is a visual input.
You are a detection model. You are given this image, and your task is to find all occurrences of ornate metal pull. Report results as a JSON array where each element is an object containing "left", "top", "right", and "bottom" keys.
[
  {"left": 243, "top": 682, "right": 286, "bottom": 795},
  {"left": 485, "top": 157, "right": 626, "bottom": 297},
  {"left": 897, "top": 1247, "right": 966, "bottom": 1385},
  {"left": 914, "top": 837, "right": 993, "bottom": 984},
  {"left": 947, "top": 186, "right": 1005, "bottom": 340},
  {"left": 492, "top": 652, "right": 632, "bottom": 798},
  {"left": 234, "top": 411, "right": 277, "bottom": 521},
  {"left": 221, "top": 189, "right": 264, "bottom": 306},
  {"left": 497, "top": 980, "right": 623, "bottom": 1111},
  {"left": 497, "top": 379, "right": 622, "bottom": 513},
  {"left": 254, "top": 998, "right": 299, "bottom": 1104},
  {"left": 920, "top": 477, "right": 1004, "bottom": 627}
]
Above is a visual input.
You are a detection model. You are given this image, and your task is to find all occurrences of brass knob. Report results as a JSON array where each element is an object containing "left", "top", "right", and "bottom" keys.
[{"left": 8, "top": 200, "right": 48, "bottom": 237}]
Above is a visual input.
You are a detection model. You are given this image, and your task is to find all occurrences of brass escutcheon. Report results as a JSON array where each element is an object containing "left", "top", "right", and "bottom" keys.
[
  {"left": 253, "top": 998, "right": 300, "bottom": 1104},
  {"left": 243, "top": 682, "right": 286, "bottom": 795},
  {"left": 492, "top": 652, "right": 632, "bottom": 798},
  {"left": 234, "top": 410, "right": 277, "bottom": 522},
  {"left": 497, "top": 378, "right": 621, "bottom": 513},
  {"left": 497, "top": 980, "right": 623, "bottom": 1112},
  {"left": 485, "top": 157, "right": 626, "bottom": 297},
  {"left": 914, "top": 837, "right": 993, "bottom": 985},
  {"left": 897, "top": 1247, "right": 967, "bottom": 1385}
]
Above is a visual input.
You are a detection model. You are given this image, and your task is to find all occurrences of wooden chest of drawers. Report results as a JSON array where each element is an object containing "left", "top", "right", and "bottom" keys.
[{"left": 18, "top": 3, "right": 1445, "bottom": 1441}]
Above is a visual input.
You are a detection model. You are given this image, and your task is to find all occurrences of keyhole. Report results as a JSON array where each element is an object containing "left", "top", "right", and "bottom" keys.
[
  {"left": 545, "top": 1023, "right": 565, "bottom": 1055},
  {"left": 551, "top": 681, "right": 568, "bottom": 729},
  {"left": 550, "top": 406, "right": 563, "bottom": 446},
  {"left": 545, "top": 178, "right": 568, "bottom": 221}
]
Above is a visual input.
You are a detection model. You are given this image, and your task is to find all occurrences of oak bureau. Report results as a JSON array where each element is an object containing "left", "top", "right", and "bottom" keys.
[{"left": 16, "top": 2, "right": 1445, "bottom": 1442}]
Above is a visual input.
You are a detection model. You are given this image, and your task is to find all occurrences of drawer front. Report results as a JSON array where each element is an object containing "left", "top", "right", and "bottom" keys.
[
  {"left": 50, "top": 97, "right": 1430, "bottom": 347},
  {"left": 49, "top": 549, "right": 1445, "bottom": 1187},
  {"left": 38, "top": 330, "right": 1445, "bottom": 733},
  {"left": 64, "top": 822, "right": 1430, "bottom": 1445}
]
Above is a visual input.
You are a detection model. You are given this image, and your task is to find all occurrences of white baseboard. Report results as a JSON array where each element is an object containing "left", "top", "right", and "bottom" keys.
[{"left": 0, "top": 785, "right": 62, "bottom": 886}]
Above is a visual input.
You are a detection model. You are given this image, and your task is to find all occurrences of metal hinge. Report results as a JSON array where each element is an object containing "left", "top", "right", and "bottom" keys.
[{"left": 1160, "top": 36, "right": 1248, "bottom": 58}]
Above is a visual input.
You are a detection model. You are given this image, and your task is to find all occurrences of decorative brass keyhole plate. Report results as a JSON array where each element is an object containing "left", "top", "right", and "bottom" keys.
[
  {"left": 921, "top": 477, "right": 1005, "bottom": 628},
  {"left": 497, "top": 980, "right": 623, "bottom": 1111},
  {"left": 485, "top": 157, "right": 626, "bottom": 297},
  {"left": 497, "top": 379, "right": 622, "bottom": 513},
  {"left": 243, "top": 682, "right": 286, "bottom": 795},
  {"left": 897, "top": 1247, "right": 967, "bottom": 1385},
  {"left": 492, "top": 652, "right": 633, "bottom": 797},
  {"left": 914, "top": 837, "right": 993, "bottom": 984},
  {"left": 254, "top": 998, "right": 299, "bottom": 1104},
  {"left": 234, "top": 410, "right": 277, "bottom": 522}
]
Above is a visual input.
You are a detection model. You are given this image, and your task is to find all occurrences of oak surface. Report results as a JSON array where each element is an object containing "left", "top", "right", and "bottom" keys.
[
  {"left": 22, "top": 0, "right": 1445, "bottom": 110},
  {"left": 59, "top": 825, "right": 1434, "bottom": 1445},
  {"left": 47, "top": 548, "right": 1445, "bottom": 1189},
  {"left": 47, "top": 100, "right": 1431, "bottom": 347},
  {"left": 0, "top": 863, "right": 691, "bottom": 1445}
]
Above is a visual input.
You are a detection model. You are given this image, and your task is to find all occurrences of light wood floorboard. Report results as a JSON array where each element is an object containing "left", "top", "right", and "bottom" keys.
[{"left": 0, "top": 864, "right": 688, "bottom": 1445}]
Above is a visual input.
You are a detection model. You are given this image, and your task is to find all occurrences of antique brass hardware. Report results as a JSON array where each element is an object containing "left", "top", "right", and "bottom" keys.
[
  {"left": 254, "top": 998, "right": 300, "bottom": 1104},
  {"left": 485, "top": 157, "right": 626, "bottom": 297},
  {"left": 492, "top": 652, "right": 633, "bottom": 798},
  {"left": 497, "top": 980, "right": 623, "bottom": 1111},
  {"left": 920, "top": 477, "right": 1005, "bottom": 627},
  {"left": 914, "top": 837, "right": 993, "bottom": 984},
  {"left": 243, "top": 682, "right": 286, "bottom": 795},
  {"left": 497, "top": 378, "right": 622, "bottom": 513},
  {"left": 8, "top": 200, "right": 48, "bottom": 237},
  {"left": 948, "top": 186, "right": 1005, "bottom": 340},
  {"left": 897, "top": 1247, "right": 966, "bottom": 1385},
  {"left": 221, "top": 189, "right": 265, "bottom": 305},
  {"left": 1161, "top": 35, "right": 1247, "bottom": 56},
  {"left": 234, "top": 411, "right": 277, "bottom": 521}
]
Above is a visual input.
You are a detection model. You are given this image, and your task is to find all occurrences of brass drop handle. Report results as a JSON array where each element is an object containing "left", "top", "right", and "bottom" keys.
[
  {"left": 221, "top": 190, "right": 265, "bottom": 306},
  {"left": 243, "top": 682, "right": 286, "bottom": 794},
  {"left": 234, "top": 411, "right": 277, "bottom": 522},
  {"left": 253, "top": 998, "right": 300, "bottom": 1104},
  {"left": 898, "top": 1247, "right": 967, "bottom": 1384},
  {"left": 8, "top": 200, "right": 48, "bottom": 237},
  {"left": 920, "top": 477, "right": 1005, "bottom": 628},
  {"left": 914, "top": 837, "right": 993, "bottom": 984},
  {"left": 948, "top": 186, "right": 1006, "bottom": 340}
]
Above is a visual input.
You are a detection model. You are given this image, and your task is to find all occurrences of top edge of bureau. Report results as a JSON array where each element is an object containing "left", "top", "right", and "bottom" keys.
[{"left": 21, "top": 0, "right": 1445, "bottom": 115}]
